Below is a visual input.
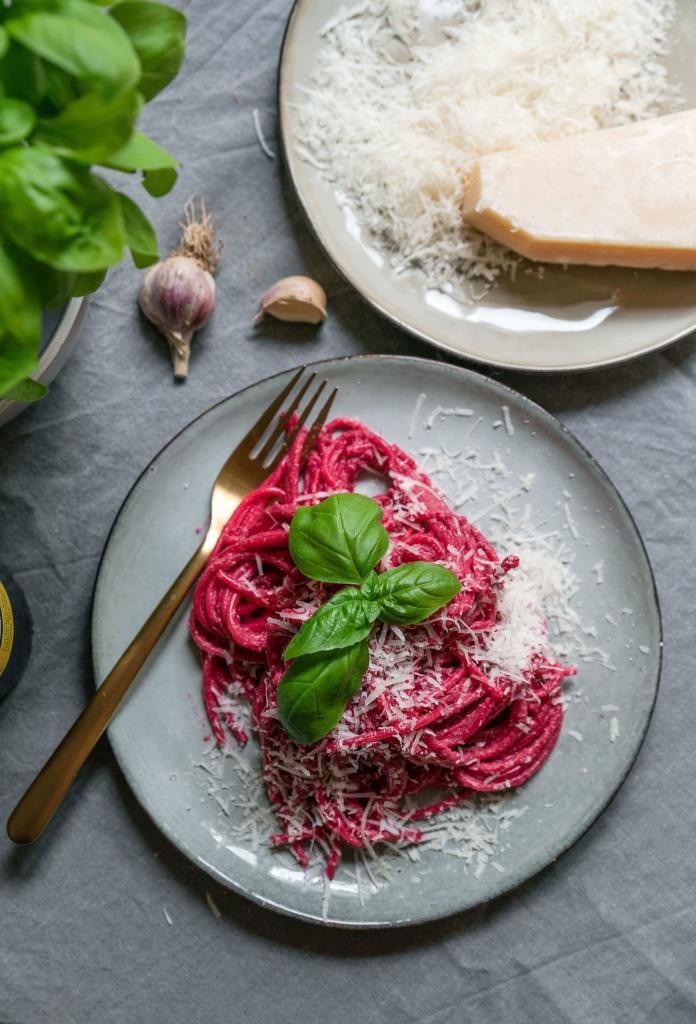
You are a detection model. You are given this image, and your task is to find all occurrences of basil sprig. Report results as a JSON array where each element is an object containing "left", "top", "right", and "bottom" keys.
[
  {"left": 277, "top": 493, "right": 461, "bottom": 744},
  {"left": 0, "top": 0, "right": 186, "bottom": 400}
]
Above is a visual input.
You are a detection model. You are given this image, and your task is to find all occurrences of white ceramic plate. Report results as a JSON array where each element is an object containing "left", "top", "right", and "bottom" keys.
[
  {"left": 279, "top": 1, "right": 696, "bottom": 373},
  {"left": 92, "top": 356, "right": 661, "bottom": 927}
]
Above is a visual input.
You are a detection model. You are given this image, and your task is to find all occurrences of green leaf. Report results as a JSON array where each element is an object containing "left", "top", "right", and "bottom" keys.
[
  {"left": 2, "top": 0, "right": 65, "bottom": 9},
  {"left": 142, "top": 165, "right": 177, "bottom": 196},
  {"left": 277, "top": 641, "right": 369, "bottom": 745},
  {"left": 8, "top": 246, "right": 77, "bottom": 307},
  {"left": 0, "top": 147, "right": 124, "bottom": 272},
  {"left": 284, "top": 588, "right": 380, "bottom": 661},
  {"left": 365, "top": 561, "right": 461, "bottom": 626},
  {"left": 4, "top": 377, "right": 47, "bottom": 402},
  {"left": 115, "top": 191, "right": 158, "bottom": 267},
  {"left": 40, "top": 64, "right": 80, "bottom": 112},
  {"left": 0, "top": 98, "right": 35, "bottom": 146},
  {"left": 5, "top": 0, "right": 140, "bottom": 98},
  {"left": 111, "top": 1, "right": 186, "bottom": 101},
  {"left": 0, "top": 43, "right": 46, "bottom": 106},
  {"left": 35, "top": 88, "right": 142, "bottom": 162},
  {"left": 0, "top": 236, "right": 41, "bottom": 397},
  {"left": 0, "top": 27, "right": 9, "bottom": 60},
  {"left": 106, "top": 128, "right": 178, "bottom": 171},
  {"left": 289, "top": 493, "right": 389, "bottom": 586},
  {"left": 72, "top": 268, "right": 107, "bottom": 295}
]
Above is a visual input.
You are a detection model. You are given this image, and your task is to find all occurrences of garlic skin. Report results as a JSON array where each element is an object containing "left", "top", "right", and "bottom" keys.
[
  {"left": 255, "top": 275, "right": 327, "bottom": 325},
  {"left": 139, "top": 256, "right": 215, "bottom": 379}
]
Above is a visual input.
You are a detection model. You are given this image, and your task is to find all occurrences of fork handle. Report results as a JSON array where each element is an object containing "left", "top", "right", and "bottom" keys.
[{"left": 7, "top": 535, "right": 213, "bottom": 845}]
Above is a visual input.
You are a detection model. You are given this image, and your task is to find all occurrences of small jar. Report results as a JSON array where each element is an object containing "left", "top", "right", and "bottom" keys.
[{"left": 0, "top": 569, "right": 33, "bottom": 700}]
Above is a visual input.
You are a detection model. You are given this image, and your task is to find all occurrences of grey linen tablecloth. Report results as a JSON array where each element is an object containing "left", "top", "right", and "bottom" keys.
[{"left": 1, "top": 2, "right": 696, "bottom": 1021}]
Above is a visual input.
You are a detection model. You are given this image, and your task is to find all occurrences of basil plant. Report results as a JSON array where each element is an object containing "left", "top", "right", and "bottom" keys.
[{"left": 0, "top": 0, "right": 186, "bottom": 402}]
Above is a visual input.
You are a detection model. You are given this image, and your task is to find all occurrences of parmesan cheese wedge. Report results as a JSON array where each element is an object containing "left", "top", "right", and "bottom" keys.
[{"left": 462, "top": 110, "right": 696, "bottom": 271}]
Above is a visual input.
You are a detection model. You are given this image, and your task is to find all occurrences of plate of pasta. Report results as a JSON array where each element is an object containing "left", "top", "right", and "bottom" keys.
[{"left": 92, "top": 356, "right": 661, "bottom": 926}]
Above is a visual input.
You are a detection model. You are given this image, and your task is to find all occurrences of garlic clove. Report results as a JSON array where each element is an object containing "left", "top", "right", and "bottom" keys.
[{"left": 255, "top": 275, "right": 327, "bottom": 325}]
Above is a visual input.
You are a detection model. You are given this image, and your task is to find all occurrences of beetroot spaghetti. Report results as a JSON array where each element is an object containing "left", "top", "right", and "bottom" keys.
[{"left": 190, "top": 419, "right": 575, "bottom": 877}]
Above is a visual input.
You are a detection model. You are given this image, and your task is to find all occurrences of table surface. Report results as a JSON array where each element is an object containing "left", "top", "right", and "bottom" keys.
[{"left": 2, "top": 2, "right": 696, "bottom": 1022}]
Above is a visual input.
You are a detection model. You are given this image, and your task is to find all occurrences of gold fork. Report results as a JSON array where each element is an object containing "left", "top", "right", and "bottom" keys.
[{"left": 7, "top": 367, "right": 337, "bottom": 845}]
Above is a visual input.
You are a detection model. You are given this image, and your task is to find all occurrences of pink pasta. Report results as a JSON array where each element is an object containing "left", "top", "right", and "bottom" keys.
[{"left": 190, "top": 419, "right": 574, "bottom": 876}]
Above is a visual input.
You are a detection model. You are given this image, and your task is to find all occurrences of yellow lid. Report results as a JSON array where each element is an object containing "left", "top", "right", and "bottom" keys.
[{"left": 0, "top": 581, "right": 15, "bottom": 677}]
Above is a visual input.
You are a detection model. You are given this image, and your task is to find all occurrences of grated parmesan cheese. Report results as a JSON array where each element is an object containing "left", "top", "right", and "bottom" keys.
[
  {"left": 205, "top": 891, "right": 223, "bottom": 918},
  {"left": 408, "top": 392, "right": 427, "bottom": 438},
  {"left": 295, "top": 0, "right": 680, "bottom": 300},
  {"left": 253, "top": 108, "right": 275, "bottom": 160}
]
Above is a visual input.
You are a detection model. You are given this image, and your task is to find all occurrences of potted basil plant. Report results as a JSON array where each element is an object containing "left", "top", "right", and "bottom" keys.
[{"left": 0, "top": 0, "right": 186, "bottom": 409}]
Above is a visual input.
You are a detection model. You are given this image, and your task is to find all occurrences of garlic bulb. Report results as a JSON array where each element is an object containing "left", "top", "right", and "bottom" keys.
[
  {"left": 139, "top": 257, "right": 215, "bottom": 379},
  {"left": 255, "top": 275, "right": 327, "bottom": 325},
  {"left": 138, "top": 198, "right": 222, "bottom": 380}
]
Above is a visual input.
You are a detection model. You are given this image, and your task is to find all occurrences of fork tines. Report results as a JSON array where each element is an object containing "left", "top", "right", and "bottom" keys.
[{"left": 242, "top": 368, "right": 337, "bottom": 471}]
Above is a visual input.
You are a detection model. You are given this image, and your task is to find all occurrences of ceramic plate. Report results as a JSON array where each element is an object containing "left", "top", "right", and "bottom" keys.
[
  {"left": 92, "top": 356, "right": 661, "bottom": 926},
  {"left": 278, "top": 1, "right": 696, "bottom": 373}
]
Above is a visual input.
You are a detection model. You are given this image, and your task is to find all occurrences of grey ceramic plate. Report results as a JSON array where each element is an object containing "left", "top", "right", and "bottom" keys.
[
  {"left": 92, "top": 356, "right": 661, "bottom": 927},
  {"left": 279, "top": 0, "right": 696, "bottom": 373}
]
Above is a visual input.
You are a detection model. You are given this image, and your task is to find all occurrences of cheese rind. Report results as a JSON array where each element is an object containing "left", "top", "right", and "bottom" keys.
[{"left": 462, "top": 110, "right": 696, "bottom": 271}]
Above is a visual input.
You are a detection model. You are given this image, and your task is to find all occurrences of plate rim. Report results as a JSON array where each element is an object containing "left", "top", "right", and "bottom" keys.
[
  {"left": 92, "top": 353, "right": 664, "bottom": 927},
  {"left": 277, "top": 0, "right": 696, "bottom": 375}
]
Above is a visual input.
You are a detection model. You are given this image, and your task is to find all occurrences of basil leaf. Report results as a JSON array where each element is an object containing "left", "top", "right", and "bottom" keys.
[
  {"left": 72, "top": 268, "right": 107, "bottom": 296},
  {"left": 8, "top": 245, "right": 77, "bottom": 308},
  {"left": 0, "top": 148, "right": 124, "bottom": 272},
  {"left": 0, "top": 44, "right": 46, "bottom": 107},
  {"left": 0, "top": 237, "right": 41, "bottom": 397},
  {"left": 115, "top": 191, "right": 158, "bottom": 268},
  {"left": 284, "top": 588, "right": 380, "bottom": 661},
  {"left": 4, "top": 377, "right": 47, "bottom": 402},
  {"left": 0, "top": 98, "right": 36, "bottom": 147},
  {"left": 141, "top": 165, "right": 177, "bottom": 197},
  {"left": 107, "top": 130, "right": 179, "bottom": 195},
  {"left": 39, "top": 268, "right": 77, "bottom": 306},
  {"left": 3, "top": 0, "right": 64, "bottom": 9},
  {"left": 107, "top": 129, "right": 179, "bottom": 171},
  {"left": 0, "top": 28, "right": 9, "bottom": 61},
  {"left": 40, "top": 64, "right": 80, "bottom": 112},
  {"left": 289, "top": 493, "right": 389, "bottom": 585},
  {"left": 368, "top": 561, "right": 461, "bottom": 625},
  {"left": 111, "top": 1, "right": 186, "bottom": 101},
  {"left": 277, "top": 641, "right": 369, "bottom": 745},
  {"left": 6, "top": 1, "right": 140, "bottom": 98},
  {"left": 35, "top": 88, "right": 142, "bottom": 163}
]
